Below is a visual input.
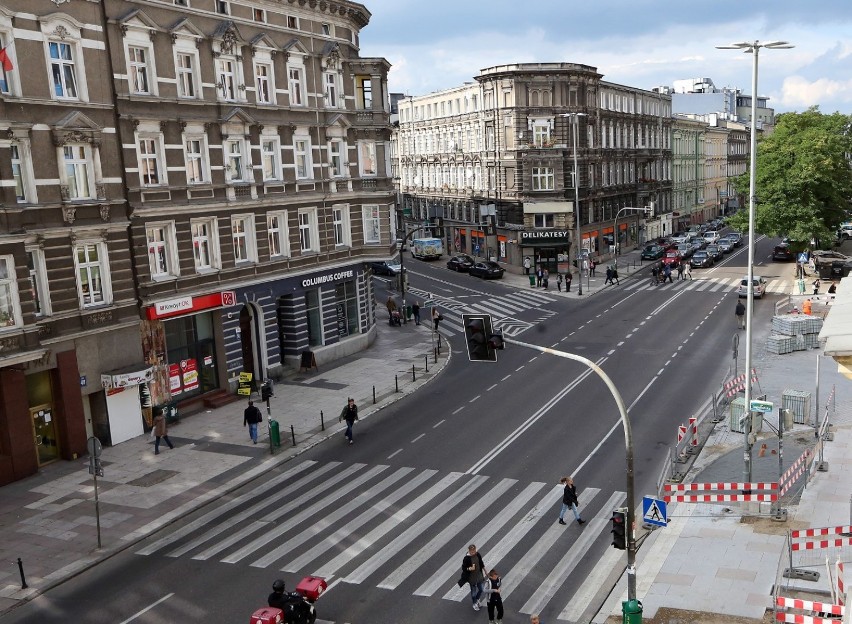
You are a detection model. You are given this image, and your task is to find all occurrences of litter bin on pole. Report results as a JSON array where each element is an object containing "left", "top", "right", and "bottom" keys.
[
  {"left": 405, "top": 305, "right": 412, "bottom": 321},
  {"left": 269, "top": 419, "right": 281, "bottom": 448},
  {"left": 622, "top": 598, "right": 642, "bottom": 623},
  {"left": 528, "top": 274, "right": 536, "bottom": 287}
]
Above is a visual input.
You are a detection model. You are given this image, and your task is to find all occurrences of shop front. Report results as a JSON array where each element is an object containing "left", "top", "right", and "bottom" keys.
[
  {"left": 452, "top": 228, "right": 507, "bottom": 262},
  {"left": 99, "top": 365, "right": 154, "bottom": 446},
  {"left": 520, "top": 229, "right": 571, "bottom": 275}
]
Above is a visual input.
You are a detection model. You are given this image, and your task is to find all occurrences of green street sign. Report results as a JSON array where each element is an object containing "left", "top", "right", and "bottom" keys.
[{"left": 749, "top": 399, "right": 774, "bottom": 413}]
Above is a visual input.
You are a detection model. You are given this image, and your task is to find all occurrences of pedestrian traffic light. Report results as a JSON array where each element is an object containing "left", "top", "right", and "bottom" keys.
[
  {"left": 261, "top": 381, "right": 274, "bottom": 402},
  {"left": 462, "top": 314, "right": 499, "bottom": 362},
  {"left": 611, "top": 509, "right": 627, "bottom": 550}
]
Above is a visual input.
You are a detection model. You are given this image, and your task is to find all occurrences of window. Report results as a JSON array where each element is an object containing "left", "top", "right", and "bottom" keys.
[
  {"left": 332, "top": 205, "right": 351, "bottom": 247},
  {"left": 334, "top": 280, "right": 360, "bottom": 337},
  {"left": 355, "top": 76, "right": 372, "bottom": 109},
  {"left": 75, "top": 243, "right": 111, "bottom": 307},
  {"left": 184, "top": 136, "right": 209, "bottom": 184},
  {"left": 298, "top": 208, "right": 319, "bottom": 252},
  {"left": 224, "top": 139, "right": 247, "bottom": 182},
  {"left": 329, "top": 140, "right": 345, "bottom": 177},
  {"left": 359, "top": 141, "right": 377, "bottom": 176},
  {"left": 191, "top": 218, "right": 220, "bottom": 271},
  {"left": 324, "top": 72, "right": 338, "bottom": 108},
  {"left": 176, "top": 52, "right": 198, "bottom": 98},
  {"left": 305, "top": 289, "right": 322, "bottom": 347},
  {"left": 217, "top": 58, "right": 237, "bottom": 101},
  {"left": 137, "top": 136, "right": 165, "bottom": 186},
  {"left": 26, "top": 249, "right": 50, "bottom": 318},
  {"left": 0, "top": 256, "right": 22, "bottom": 329},
  {"left": 49, "top": 41, "right": 79, "bottom": 99},
  {"left": 533, "top": 213, "right": 555, "bottom": 228},
  {"left": 11, "top": 144, "right": 30, "bottom": 203},
  {"left": 146, "top": 222, "right": 179, "bottom": 279},
  {"left": 128, "top": 46, "right": 151, "bottom": 94},
  {"left": 287, "top": 15, "right": 298, "bottom": 29},
  {"left": 532, "top": 122, "right": 551, "bottom": 147},
  {"left": 362, "top": 204, "right": 380, "bottom": 244},
  {"left": 255, "top": 63, "right": 273, "bottom": 104},
  {"left": 267, "top": 211, "right": 290, "bottom": 258},
  {"left": 62, "top": 145, "right": 92, "bottom": 199},
  {"left": 216, "top": 0, "right": 230, "bottom": 15},
  {"left": 253, "top": 8, "right": 267, "bottom": 22},
  {"left": 261, "top": 139, "right": 280, "bottom": 181},
  {"left": 232, "top": 215, "right": 256, "bottom": 263},
  {"left": 288, "top": 66, "right": 304, "bottom": 106},
  {"left": 321, "top": 23, "right": 331, "bottom": 36},
  {"left": 174, "top": 0, "right": 188, "bottom": 5},
  {"left": 0, "top": 33, "right": 12, "bottom": 94},
  {"left": 294, "top": 137, "right": 312, "bottom": 180},
  {"left": 531, "top": 166, "right": 554, "bottom": 191}
]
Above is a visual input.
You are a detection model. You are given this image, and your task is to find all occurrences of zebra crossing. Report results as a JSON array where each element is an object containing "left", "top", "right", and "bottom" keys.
[
  {"left": 623, "top": 275, "right": 791, "bottom": 294},
  {"left": 137, "top": 460, "right": 625, "bottom": 621},
  {"left": 406, "top": 287, "right": 558, "bottom": 337}
]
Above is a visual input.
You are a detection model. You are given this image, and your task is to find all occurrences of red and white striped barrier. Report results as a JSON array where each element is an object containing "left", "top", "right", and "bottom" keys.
[
  {"left": 775, "top": 596, "right": 844, "bottom": 616},
  {"left": 663, "top": 482, "right": 778, "bottom": 503},
  {"left": 791, "top": 537, "right": 852, "bottom": 552},
  {"left": 677, "top": 425, "right": 686, "bottom": 445},
  {"left": 779, "top": 449, "right": 812, "bottom": 496},
  {"left": 776, "top": 613, "right": 845, "bottom": 624},
  {"left": 724, "top": 368, "right": 759, "bottom": 397},
  {"left": 792, "top": 526, "right": 852, "bottom": 539},
  {"left": 689, "top": 416, "right": 698, "bottom": 447},
  {"left": 837, "top": 560, "right": 845, "bottom": 606}
]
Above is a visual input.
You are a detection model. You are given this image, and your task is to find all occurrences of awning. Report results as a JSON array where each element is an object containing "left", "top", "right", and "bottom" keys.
[{"left": 101, "top": 363, "right": 154, "bottom": 389}]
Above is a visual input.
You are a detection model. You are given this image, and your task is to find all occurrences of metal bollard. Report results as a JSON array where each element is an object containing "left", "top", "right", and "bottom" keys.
[
  {"left": 17, "top": 557, "right": 27, "bottom": 589},
  {"left": 373, "top": 385, "right": 376, "bottom": 404},
  {"left": 425, "top": 355, "right": 428, "bottom": 372},
  {"left": 434, "top": 347, "right": 438, "bottom": 363},
  {"left": 412, "top": 364, "right": 416, "bottom": 382},
  {"left": 395, "top": 374, "right": 399, "bottom": 392},
  {"left": 290, "top": 424, "right": 296, "bottom": 447},
  {"left": 320, "top": 410, "right": 324, "bottom": 431}
]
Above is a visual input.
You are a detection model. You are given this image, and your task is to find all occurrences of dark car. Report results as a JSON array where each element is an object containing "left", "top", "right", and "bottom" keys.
[
  {"left": 469, "top": 261, "right": 505, "bottom": 279},
  {"left": 641, "top": 245, "right": 665, "bottom": 260},
  {"left": 690, "top": 250, "right": 713, "bottom": 268},
  {"left": 676, "top": 243, "right": 694, "bottom": 260},
  {"left": 724, "top": 232, "right": 743, "bottom": 247},
  {"left": 446, "top": 254, "right": 475, "bottom": 272},
  {"left": 370, "top": 260, "right": 404, "bottom": 276},
  {"left": 705, "top": 244, "right": 723, "bottom": 261},
  {"left": 717, "top": 239, "right": 735, "bottom": 254},
  {"left": 772, "top": 242, "right": 795, "bottom": 261}
]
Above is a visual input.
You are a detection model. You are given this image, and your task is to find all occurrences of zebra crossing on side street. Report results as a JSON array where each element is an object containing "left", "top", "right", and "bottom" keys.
[
  {"left": 622, "top": 274, "right": 793, "bottom": 294},
  {"left": 136, "top": 460, "right": 625, "bottom": 622}
]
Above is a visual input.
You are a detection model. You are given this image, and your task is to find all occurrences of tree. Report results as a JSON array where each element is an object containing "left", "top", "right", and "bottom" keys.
[{"left": 728, "top": 108, "right": 852, "bottom": 249}]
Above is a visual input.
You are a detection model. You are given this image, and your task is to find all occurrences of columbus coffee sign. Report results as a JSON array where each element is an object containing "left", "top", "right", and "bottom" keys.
[{"left": 520, "top": 230, "right": 570, "bottom": 246}]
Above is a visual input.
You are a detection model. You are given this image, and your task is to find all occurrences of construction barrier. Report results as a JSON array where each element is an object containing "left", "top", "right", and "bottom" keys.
[
  {"left": 724, "top": 368, "right": 759, "bottom": 398},
  {"left": 779, "top": 449, "right": 813, "bottom": 497},
  {"left": 775, "top": 592, "right": 845, "bottom": 624},
  {"left": 663, "top": 481, "right": 778, "bottom": 503}
]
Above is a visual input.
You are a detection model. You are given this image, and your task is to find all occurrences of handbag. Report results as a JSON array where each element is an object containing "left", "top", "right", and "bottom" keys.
[{"left": 437, "top": 314, "right": 444, "bottom": 321}]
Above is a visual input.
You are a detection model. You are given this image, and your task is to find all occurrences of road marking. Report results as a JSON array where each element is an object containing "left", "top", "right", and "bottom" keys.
[
  {"left": 411, "top": 433, "right": 425, "bottom": 443},
  {"left": 500, "top": 375, "right": 511, "bottom": 382},
  {"left": 608, "top": 350, "right": 616, "bottom": 355},
  {"left": 119, "top": 593, "right": 174, "bottom": 624},
  {"left": 469, "top": 395, "right": 481, "bottom": 403},
  {"left": 617, "top": 341, "right": 625, "bottom": 346},
  {"left": 515, "top": 366, "right": 525, "bottom": 372},
  {"left": 452, "top": 406, "right": 465, "bottom": 415},
  {"left": 433, "top": 420, "right": 445, "bottom": 428},
  {"left": 387, "top": 449, "right": 402, "bottom": 459},
  {"left": 487, "top": 383, "right": 498, "bottom": 391}
]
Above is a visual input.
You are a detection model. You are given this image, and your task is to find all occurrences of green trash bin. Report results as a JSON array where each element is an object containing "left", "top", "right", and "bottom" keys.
[
  {"left": 405, "top": 305, "right": 413, "bottom": 320},
  {"left": 269, "top": 419, "right": 281, "bottom": 447},
  {"left": 528, "top": 274, "right": 536, "bottom": 287},
  {"left": 622, "top": 599, "right": 643, "bottom": 624}
]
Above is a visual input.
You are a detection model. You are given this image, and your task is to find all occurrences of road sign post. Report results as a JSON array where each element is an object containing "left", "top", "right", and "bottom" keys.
[{"left": 642, "top": 496, "right": 668, "bottom": 528}]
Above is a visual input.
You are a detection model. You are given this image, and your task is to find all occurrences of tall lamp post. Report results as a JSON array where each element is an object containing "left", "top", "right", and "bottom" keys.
[
  {"left": 560, "top": 112, "right": 587, "bottom": 295},
  {"left": 613, "top": 205, "right": 653, "bottom": 272},
  {"left": 716, "top": 40, "right": 793, "bottom": 485}
]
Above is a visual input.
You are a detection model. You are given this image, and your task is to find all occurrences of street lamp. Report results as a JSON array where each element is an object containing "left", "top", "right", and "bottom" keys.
[
  {"left": 613, "top": 205, "right": 653, "bottom": 272},
  {"left": 560, "top": 112, "right": 587, "bottom": 295},
  {"left": 716, "top": 40, "right": 793, "bottom": 485}
]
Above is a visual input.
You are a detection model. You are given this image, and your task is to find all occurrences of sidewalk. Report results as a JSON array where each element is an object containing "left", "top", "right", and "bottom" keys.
[{"left": 0, "top": 308, "right": 450, "bottom": 615}]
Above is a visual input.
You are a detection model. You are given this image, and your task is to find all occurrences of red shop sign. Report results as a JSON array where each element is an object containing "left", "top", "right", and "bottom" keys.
[{"left": 146, "top": 291, "right": 237, "bottom": 320}]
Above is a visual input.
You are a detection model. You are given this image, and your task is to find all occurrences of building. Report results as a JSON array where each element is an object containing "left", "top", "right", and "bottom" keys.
[
  {"left": 0, "top": 1, "right": 140, "bottom": 485},
  {"left": 394, "top": 63, "right": 673, "bottom": 274},
  {"left": 671, "top": 116, "right": 706, "bottom": 231}
]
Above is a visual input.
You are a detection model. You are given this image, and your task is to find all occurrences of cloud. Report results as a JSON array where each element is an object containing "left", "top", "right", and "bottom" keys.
[{"left": 780, "top": 75, "right": 852, "bottom": 110}]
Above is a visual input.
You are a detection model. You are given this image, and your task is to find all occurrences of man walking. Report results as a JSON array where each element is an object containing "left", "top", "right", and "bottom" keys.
[
  {"left": 677, "top": 262, "right": 685, "bottom": 281},
  {"left": 735, "top": 300, "right": 746, "bottom": 329},
  {"left": 152, "top": 409, "right": 174, "bottom": 455},
  {"left": 557, "top": 476, "right": 585, "bottom": 525},
  {"left": 458, "top": 544, "right": 488, "bottom": 611},
  {"left": 565, "top": 270, "right": 572, "bottom": 292},
  {"left": 339, "top": 397, "right": 358, "bottom": 444},
  {"left": 412, "top": 300, "right": 421, "bottom": 326},
  {"left": 523, "top": 256, "right": 531, "bottom": 275},
  {"left": 604, "top": 266, "right": 613, "bottom": 285},
  {"left": 244, "top": 400, "right": 263, "bottom": 444}
]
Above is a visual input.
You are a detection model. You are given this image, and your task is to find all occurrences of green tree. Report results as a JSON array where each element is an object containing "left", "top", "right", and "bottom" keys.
[{"left": 728, "top": 107, "right": 852, "bottom": 249}]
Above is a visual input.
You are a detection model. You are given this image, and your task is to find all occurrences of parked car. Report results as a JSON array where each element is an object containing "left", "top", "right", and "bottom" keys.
[
  {"left": 676, "top": 243, "right": 694, "bottom": 260},
  {"left": 469, "top": 261, "right": 505, "bottom": 279},
  {"left": 837, "top": 223, "right": 852, "bottom": 240},
  {"left": 706, "top": 244, "right": 724, "bottom": 261},
  {"left": 662, "top": 251, "right": 682, "bottom": 267},
  {"left": 717, "top": 239, "right": 735, "bottom": 254},
  {"left": 641, "top": 245, "right": 665, "bottom": 260},
  {"left": 446, "top": 254, "right": 475, "bottom": 272},
  {"left": 737, "top": 276, "right": 767, "bottom": 299},
  {"left": 772, "top": 242, "right": 795, "bottom": 261},
  {"left": 370, "top": 260, "right": 404, "bottom": 276},
  {"left": 690, "top": 250, "right": 714, "bottom": 268}
]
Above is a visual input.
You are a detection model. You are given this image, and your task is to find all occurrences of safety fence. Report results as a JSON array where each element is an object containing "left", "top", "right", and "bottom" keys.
[{"left": 663, "top": 481, "right": 778, "bottom": 503}]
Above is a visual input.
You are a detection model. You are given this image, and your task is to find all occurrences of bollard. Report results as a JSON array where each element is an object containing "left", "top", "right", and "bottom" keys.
[
  {"left": 373, "top": 385, "right": 376, "bottom": 404},
  {"left": 434, "top": 347, "right": 438, "bottom": 363},
  {"left": 395, "top": 374, "right": 399, "bottom": 392},
  {"left": 17, "top": 557, "right": 27, "bottom": 589},
  {"left": 320, "top": 410, "right": 324, "bottom": 431},
  {"left": 425, "top": 355, "right": 428, "bottom": 372},
  {"left": 290, "top": 424, "right": 296, "bottom": 446},
  {"left": 412, "top": 364, "right": 416, "bottom": 382}
]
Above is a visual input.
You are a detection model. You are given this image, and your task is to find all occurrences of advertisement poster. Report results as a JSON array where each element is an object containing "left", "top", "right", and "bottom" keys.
[
  {"left": 169, "top": 363, "right": 182, "bottom": 394},
  {"left": 181, "top": 359, "right": 199, "bottom": 392}
]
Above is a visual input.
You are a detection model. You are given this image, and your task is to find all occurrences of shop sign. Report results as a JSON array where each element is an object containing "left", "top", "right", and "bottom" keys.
[
  {"left": 238, "top": 371, "right": 253, "bottom": 396},
  {"left": 146, "top": 291, "right": 238, "bottom": 320},
  {"left": 301, "top": 269, "right": 356, "bottom": 288},
  {"left": 181, "top": 359, "right": 198, "bottom": 392},
  {"left": 520, "top": 230, "right": 570, "bottom": 246},
  {"left": 100, "top": 366, "right": 154, "bottom": 389},
  {"left": 169, "top": 363, "right": 182, "bottom": 394}
]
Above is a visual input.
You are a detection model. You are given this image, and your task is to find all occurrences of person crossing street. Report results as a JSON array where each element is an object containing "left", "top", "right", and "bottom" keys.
[{"left": 339, "top": 397, "right": 358, "bottom": 444}]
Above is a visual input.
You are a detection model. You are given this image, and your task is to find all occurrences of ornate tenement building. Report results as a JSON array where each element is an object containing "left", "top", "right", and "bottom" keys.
[
  {"left": 394, "top": 63, "right": 673, "bottom": 273},
  {"left": 1, "top": 0, "right": 394, "bottom": 485}
]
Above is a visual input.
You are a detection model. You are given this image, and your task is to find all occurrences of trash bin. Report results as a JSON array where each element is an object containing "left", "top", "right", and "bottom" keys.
[
  {"left": 622, "top": 598, "right": 643, "bottom": 624},
  {"left": 269, "top": 419, "right": 281, "bottom": 447},
  {"left": 528, "top": 274, "right": 536, "bottom": 287},
  {"left": 405, "top": 305, "right": 412, "bottom": 320}
]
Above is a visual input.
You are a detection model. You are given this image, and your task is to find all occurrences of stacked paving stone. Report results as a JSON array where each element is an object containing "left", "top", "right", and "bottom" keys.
[{"left": 767, "top": 314, "right": 823, "bottom": 354}]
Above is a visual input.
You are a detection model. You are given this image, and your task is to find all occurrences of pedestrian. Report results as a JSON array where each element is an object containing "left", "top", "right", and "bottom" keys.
[
  {"left": 523, "top": 256, "right": 531, "bottom": 275},
  {"left": 530, "top": 615, "right": 542, "bottom": 624},
  {"left": 828, "top": 282, "right": 837, "bottom": 295},
  {"left": 244, "top": 400, "right": 263, "bottom": 444},
  {"left": 412, "top": 300, "right": 421, "bottom": 326},
  {"left": 677, "top": 262, "right": 684, "bottom": 281},
  {"left": 651, "top": 264, "right": 659, "bottom": 284},
  {"left": 812, "top": 278, "right": 820, "bottom": 295},
  {"left": 605, "top": 266, "right": 613, "bottom": 285},
  {"left": 664, "top": 264, "right": 673, "bottom": 283},
  {"left": 612, "top": 267, "right": 620, "bottom": 285},
  {"left": 803, "top": 298, "right": 812, "bottom": 315},
  {"left": 152, "top": 409, "right": 174, "bottom": 455},
  {"left": 589, "top": 259, "right": 596, "bottom": 277},
  {"left": 565, "top": 270, "right": 572, "bottom": 292},
  {"left": 684, "top": 262, "right": 692, "bottom": 281},
  {"left": 735, "top": 300, "right": 746, "bottom": 329},
  {"left": 556, "top": 272, "right": 563, "bottom": 292},
  {"left": 536, "top": 265, "right": 543, "bottom": 287},
  {"left": 486, "top": 568, "right": 504, "bottom": 624},
  {"left": 457, "top": 544, "right": 488, "bottom": 611},
  {"left": 386, "top": 295, "right": 397, "bottom": 320},
  {"left": 339, "top": 397, "right": 358, "bottom": 444},
  {"left": 557, "top": 476, "right": 585, "bottom": 525},
  {"left": 542, "top": 268, "right": 549, "bottom": 290},
  {"left": 432, "top": 306, "right": 442, "bottom": 332}
]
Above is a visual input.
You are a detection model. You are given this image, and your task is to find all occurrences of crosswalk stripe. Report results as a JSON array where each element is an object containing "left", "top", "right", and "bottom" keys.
[
  {"left": 312, "top": 472, "right": 464, "bottom": 579},
  {"left": 499, "top": 487, "right": 601, "bottom": 602},
  {"left": 507, "top": 291, "right": 558, "bottom": 305},
  {"left": 283, "top": 469, "right": 438, "bottom": 574},
  {"left": 482, "top": 299, "right": 524, "bottom": 314},
  {"left": 376, "top": 477, "right": 517, "bottom": 590},
  {"left": 218, "top": 465, "right": 388, "bottom": 565},
  {"left": 343, "top": 475, "right": 489, "bottom": 584},
  {"left": 520, "top": 491, "right": 624, "bottom": 615},
  {"left": 136, "top": 460, "right": 320, "bottom": 557},
  {"left": 442, "top": 484, "right": 563, "bottom": 602},
  {"left": 466, "top": 301, "right": 513, "bottom": 317},
  {"left": 558, "top": 536, "right": 627, "bottom": 621},
  {"left": 413, "top": 481, "right": 546, "bottom": 597},
  {"left": 251, "top": 466, "right": 415, "bottom": 569}
]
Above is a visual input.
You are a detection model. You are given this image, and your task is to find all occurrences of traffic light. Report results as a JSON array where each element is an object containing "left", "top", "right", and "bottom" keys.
[
  {"left": 462, "top": 314, "right": 501, "bottom": 362},
  {"left": 261, "top": 381, "right": 274, "bottom": 402},
  {"left": 611, "top": 509, "right": 627, "bottom": 550}
]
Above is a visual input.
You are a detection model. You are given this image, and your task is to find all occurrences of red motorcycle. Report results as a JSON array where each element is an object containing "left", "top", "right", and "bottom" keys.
[{"left": 250, "top": 576, "right": 327, "bottom": 624}]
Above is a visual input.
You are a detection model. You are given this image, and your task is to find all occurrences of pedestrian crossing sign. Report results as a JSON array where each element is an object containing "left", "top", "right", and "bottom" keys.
[{"left": 642, "top": 496, "right": 668, "bottom": 527}]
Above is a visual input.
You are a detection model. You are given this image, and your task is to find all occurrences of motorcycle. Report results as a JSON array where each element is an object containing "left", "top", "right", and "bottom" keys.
[{"left": 250, "top": 576, "right": 327, "bottom": 624}]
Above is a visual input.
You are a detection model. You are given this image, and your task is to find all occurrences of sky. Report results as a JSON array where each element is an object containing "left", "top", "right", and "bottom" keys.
[{"left": 357, "top": 0, "right": 852, "bottom": 115}]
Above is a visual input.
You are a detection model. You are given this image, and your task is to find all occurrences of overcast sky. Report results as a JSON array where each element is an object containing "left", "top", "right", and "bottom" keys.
[{"left": 358, "top": 0, "right": 852, "bottom": 114}]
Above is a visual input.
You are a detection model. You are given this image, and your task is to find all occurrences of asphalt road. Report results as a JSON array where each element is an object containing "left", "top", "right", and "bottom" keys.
[{"left": 4, "top": 234, "right": 786, "bottom": 624}]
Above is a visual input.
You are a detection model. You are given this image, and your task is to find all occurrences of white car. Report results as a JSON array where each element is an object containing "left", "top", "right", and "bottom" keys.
[
  {"left": 737, "top": 276, "right": 767, "bottom": 299},
  {"left": 703, "top": 231, "right": 721, "bottom": 244}
]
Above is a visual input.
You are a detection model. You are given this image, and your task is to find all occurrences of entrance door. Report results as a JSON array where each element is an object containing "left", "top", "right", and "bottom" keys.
[
  {"left": 31, "top": 404, "right": 60, "bottom": 465},
  {"left": 239, "top": 306, "right": 255, "bottom": 382}
]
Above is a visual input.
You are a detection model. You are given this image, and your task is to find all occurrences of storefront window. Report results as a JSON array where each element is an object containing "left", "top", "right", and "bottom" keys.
[
  {"left": 306, "top": 289, "right": 323, "bottom": 347},
  {"left": 164, "top": 312, "right": 218, "bottom": 399},
  {"left": 334, "top": 281, "right": 360, "bottom": 337}
]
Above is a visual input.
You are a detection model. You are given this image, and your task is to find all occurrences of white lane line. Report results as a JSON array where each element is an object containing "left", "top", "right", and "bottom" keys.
[
  {"left": 452, "top": 406, "right": 465, "bottom": 415},
  {"left": 487, "top": 383, "right": 498, "bottom": 392},
  {"left": 500, "top": 375, "right": 512, "bottom": 382},
  {"left": 411, "top": 433, "right": 425, "bottom": 443},
  {"left": 118, "top": 594, "right": 174, "bottom": 624},
  {"left": 469, "top": 395, "right": 481, "bottom": 403},
  {"left": 516, "top": 366, "right": 525, "bottom": 372},
  {"left": 387, "top": 449, "right": 403, "bottom": 459},
  {"left": 608, "top": 350, "right": 616, "bottom": 355},
  {"left": 433, "top": 420, "right": 445, "bottom": 428},
  {"left": 625, "top": 333, "right": 633, "bottom": 339},
  {"left": 617, "top": 341, "right": 625, "bottom": 346}
]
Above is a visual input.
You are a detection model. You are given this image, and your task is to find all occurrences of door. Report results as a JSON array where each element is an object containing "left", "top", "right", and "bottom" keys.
[
  {"left": 239, "top": 306, "right": 255, "bottom": 382},
  {"left": 31, "top": 404, "right": 60, "bottom": 465}
]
